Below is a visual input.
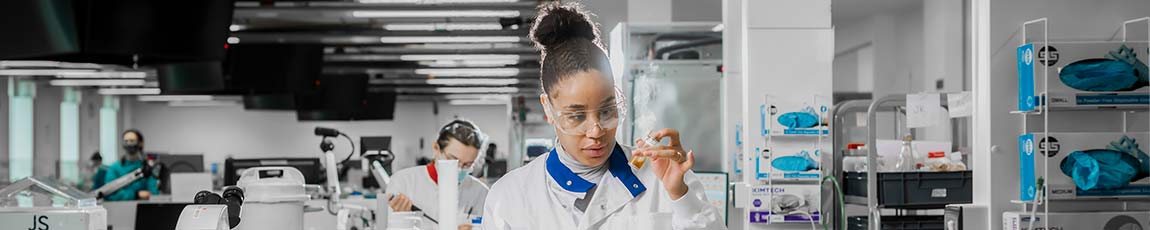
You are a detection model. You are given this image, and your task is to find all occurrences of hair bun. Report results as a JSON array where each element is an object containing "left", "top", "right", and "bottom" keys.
[{"left": 530, "top": 3, "right": 598, "bottom": 50}]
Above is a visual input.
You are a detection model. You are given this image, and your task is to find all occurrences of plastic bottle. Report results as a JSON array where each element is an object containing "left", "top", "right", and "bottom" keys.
[
  {"left": 893, "top": 135, "right": 917, "bottom": 172},
  {"left": 211, "top": 162, "right": 222, "bottom": 190}
]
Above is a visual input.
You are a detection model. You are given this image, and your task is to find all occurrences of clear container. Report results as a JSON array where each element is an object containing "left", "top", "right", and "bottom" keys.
[
  {"left": 893, "top": 135, "right": 918, "bottom": 172},
  {"left": 0, "top": 177, "right": 98, "bottom": 208},
  {"left": 843, "top": 143, "right": 867, "bottom": 172},
  {"left": 949, "top": 152, "right": 968, "bottom": 171},
  {"left": 0, "top": 177, "right": 106, "bottom": 230},
  {"left": 922, "top": 151, "right": 951, "bottom": 172}
]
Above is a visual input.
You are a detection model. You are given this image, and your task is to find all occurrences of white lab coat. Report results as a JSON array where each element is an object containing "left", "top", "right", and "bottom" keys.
[
  {"left": 387, "top": 164, "right": 489, "bottom": 229},
  {"left": 483, "top": 145, "right": 726, "bottom": 230}
]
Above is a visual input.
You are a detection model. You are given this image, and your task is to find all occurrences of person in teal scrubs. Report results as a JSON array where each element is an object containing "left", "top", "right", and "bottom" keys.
[
  {"left": 102, "top": 129, "right": 160, "bottom": 201},
  {"left": 88, "top": 152, "right": 108, "bottom": 191}
]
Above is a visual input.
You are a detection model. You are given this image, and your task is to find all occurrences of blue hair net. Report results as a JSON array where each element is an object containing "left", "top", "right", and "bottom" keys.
[
  {"left": 777, "top": 107, "right": 819, "bottom": 129},
  {"left": 772, "top": 150, "right": 819, "bottom": 172},
  {"left": 1059, "top": 58, "right": 1139, "bottom": 92}
]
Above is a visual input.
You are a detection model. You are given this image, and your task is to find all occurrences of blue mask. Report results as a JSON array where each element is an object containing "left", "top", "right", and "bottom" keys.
[{"left": 457, "top": 167, "right": 472, "bottom": 184}]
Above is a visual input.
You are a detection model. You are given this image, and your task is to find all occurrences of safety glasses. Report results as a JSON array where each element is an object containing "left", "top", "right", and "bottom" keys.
[{"left": 544, "top": 88, "right": 628, "bottom": 136}]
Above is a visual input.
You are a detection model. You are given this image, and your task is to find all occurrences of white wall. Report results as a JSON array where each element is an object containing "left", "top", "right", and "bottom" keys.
[
  {"left": 975, "top": 0, "right": 1150, "bottom": 229},
  {"left": 127, "top": 100, "right": 509, "bottom": 173}
]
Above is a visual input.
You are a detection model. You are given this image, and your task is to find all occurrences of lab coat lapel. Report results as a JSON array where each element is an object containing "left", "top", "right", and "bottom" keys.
[{"left": 581, "top": 145, "right": 647, "bottom": 228}]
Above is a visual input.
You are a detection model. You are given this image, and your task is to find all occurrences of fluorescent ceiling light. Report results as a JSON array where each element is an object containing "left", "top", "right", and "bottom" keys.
[
  {"left": 416, "top": 68, "right": 519, "bottom": 77},
  {"left": 427, "top": 78, "right": 519, "bottom": 86},
  {"left": 358, "top": 0, "right": 518, "bottom": 3},
  {"left": 444, "top": 94, "right": 509, "bottom": 100},
  {"left": 0, "top": 69, "right": 97, "bottom": 76},
  {"left": 400, "top": 54, "right": 519, "bottom": 61},
  {"left": 378, "top": 36, "right": 520, "bottom": 43},
  {"left": 0, "top": 61, "right": 61, "bottom": 69},
  {"left": 227, "top": 37, "right": 241, "bottom": 44},
  {"left": 49, "top": 79, "right": 145, "bottom": 87},
  {"left": 138, "top": 95, "right": 215, "bottom": 102},
  {"left": 168, "top": 100, "right": 241, "bottom": 107},
  {"left": 419, "top": 59, "right": 519, "bottom": 67},
  {"left": 406, "top": 43, "right": 522, "bottom": 49},
  {"left": 352, "top": 10, "right": 520, "bottom": 18},
  {"left": 383, "top": 23, "right": 504, "bottom": 31},
  {"left": 448, "top": 99, "right": 508, "bottom": 105},
  {"left": 97, "top": 88, "right": 161, "bottom": 95},
  {"left": 230, "top": 25, "right": 245, "bottom": 32},
  {"left": 57, "top": 71, "right": 146, "bottom": 79},
  {"left": 435, "top": 87, "right": 519, "bottom": 93}
]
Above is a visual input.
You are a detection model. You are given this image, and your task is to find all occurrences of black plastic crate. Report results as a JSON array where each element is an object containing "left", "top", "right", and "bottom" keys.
[
  {"left": 843, "top": 171, "right": 972, "bottom": 208},
  {"left": 848, "top": 215, "right": 944, "bottom": 230}
]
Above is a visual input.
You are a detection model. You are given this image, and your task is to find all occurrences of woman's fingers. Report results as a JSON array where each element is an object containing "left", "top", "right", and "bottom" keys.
[{"left": 649, "top": 128, "right": 681, "bottom": 147}]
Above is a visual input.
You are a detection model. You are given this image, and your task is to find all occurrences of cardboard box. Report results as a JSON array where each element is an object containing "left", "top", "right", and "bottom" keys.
[
  {"left": 747, "top": 184, "right": 821, "bottom": 224},
  {"left": 1018, "top": 132, "right": 1150, "bottom": 201},
  {"left": 1004, "top": 211, "right": 1150, "bottom": 230},
  {"left": 1017, "top": 42, "right": 1150, "bottom": 111}
]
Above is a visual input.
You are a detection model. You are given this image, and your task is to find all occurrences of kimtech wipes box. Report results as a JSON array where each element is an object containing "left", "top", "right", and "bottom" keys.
[
  {"left": 747, "top": 184, "right": 821, "bottom": 224},
  {"left": 1004, "top": 211, "right": 1150, "bottom": 230},
  {"left": 1017, "top": 42, "right": 1150, "bottom": 111},
  {"left": 1018, "top": 132, "right": 1150, "bottom": 201}
]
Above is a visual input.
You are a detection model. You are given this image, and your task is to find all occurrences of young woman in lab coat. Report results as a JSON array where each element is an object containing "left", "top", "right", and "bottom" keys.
[
  {"left": 388, "top": 120, "right": 490, "bottom": 230},
  {"left": 482, "top": 3, "right": 725, "bottom": 230}
]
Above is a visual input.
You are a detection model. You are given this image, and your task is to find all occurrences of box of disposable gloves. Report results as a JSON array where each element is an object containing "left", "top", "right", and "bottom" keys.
[
  {"left": 1017, "top": 42, "right": 1150, "bottom": 111},
  {"left": 763, "top": 95, "right": 830, "bottom": 136},
  {"left": 1004, "top": 211, "right": 1150, "bottom": 230},
  {"left": 757, "top": 146, "right": 822, "bottom": 181},
  {"left": 747, "top": 185, "right": 821, "bottom": 224},
  {"left": 1018, "top": 132, "right": 1150, "bottom": 201}
]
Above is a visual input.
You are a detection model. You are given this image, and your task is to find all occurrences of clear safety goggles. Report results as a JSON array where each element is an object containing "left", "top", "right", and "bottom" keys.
[
  {"left": 544, "top": 88, "right": 628, "bottom": 136},
  {"left": 439, "top": 152, "right": 480, "bottom": 170}
]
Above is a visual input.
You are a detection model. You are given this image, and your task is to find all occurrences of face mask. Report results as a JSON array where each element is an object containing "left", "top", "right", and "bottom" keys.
[
  {"left": 122, "top": 143, "right": 141, "bottom": 154},
  {"left": 457, "top": 167, "right": 472, "bottom": 183}
]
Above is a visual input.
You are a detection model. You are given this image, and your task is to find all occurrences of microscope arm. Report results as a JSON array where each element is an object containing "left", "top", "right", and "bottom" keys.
[{"left": 92, "top": 168, "right": 145, "bottom": 199}]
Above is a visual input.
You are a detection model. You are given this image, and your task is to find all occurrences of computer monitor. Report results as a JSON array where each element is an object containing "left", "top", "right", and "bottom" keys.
[
  {"left": 135, "top": 203, "right": 190, "bottom": 230},
  {"left": 156, "top": 153, "right": 205, "bottom": 173},
  {"left": 361, "top": 136, "right": 392, "bottom": 155},
  {"left": 224, "top": 158, "right": 323, "bottom": 186}
]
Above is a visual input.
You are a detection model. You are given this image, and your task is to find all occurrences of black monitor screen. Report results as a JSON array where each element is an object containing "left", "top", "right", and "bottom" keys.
[
  {"left": 0, "top": 0, "right": 80, "bottom": 59},
  {"left": 224, "top": 158, "right": 323, "bottom": 186},
  {"left": 136, "top": 203, "right": 190, "bottom": 230},
  {"left": 225, "top": 44, "right": 325, "bottom": 94},
  {"left": 73, "top": 0, "right": 234, "bottom": 64},
  {"left": 156, "top": 154, "right": 205, "bottom": 173}
]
